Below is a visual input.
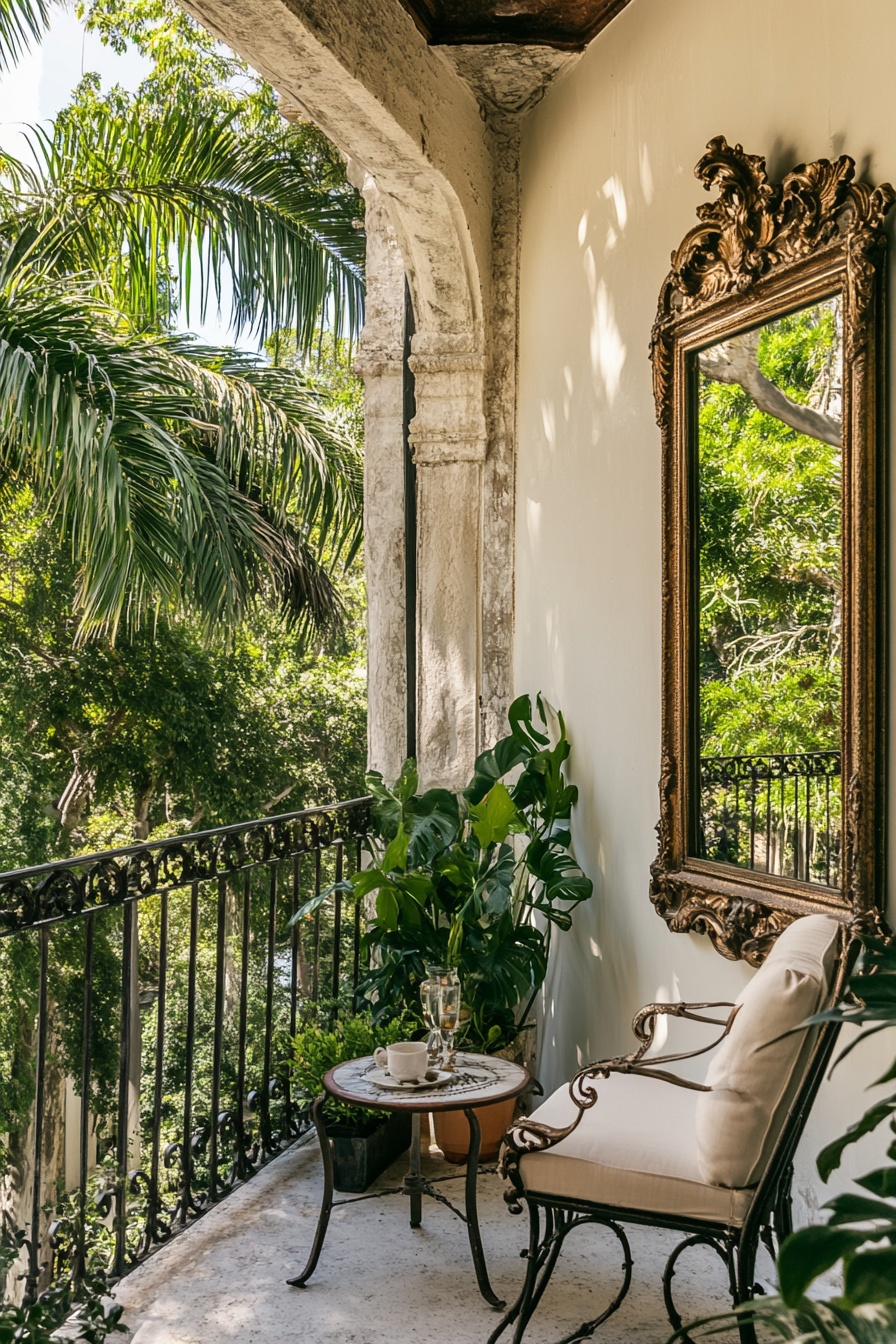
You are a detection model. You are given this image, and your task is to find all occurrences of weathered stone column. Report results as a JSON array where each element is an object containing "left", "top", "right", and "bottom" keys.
[
  {"left": 353, "top": 178, "right": 410, "bottom": 783},
  {"left": 409, "top": 335, "right": 487, "bottom": 789}
]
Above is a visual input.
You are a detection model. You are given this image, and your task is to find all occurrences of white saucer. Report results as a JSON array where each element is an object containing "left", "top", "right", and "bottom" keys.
[{"left": 367, "top": 1067, "right": 454, "bottom": 1092}]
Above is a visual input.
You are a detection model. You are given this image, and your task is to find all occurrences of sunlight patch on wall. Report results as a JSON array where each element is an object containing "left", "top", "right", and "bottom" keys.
[
  {"left": 602, "top": 174, "right": 628, "bottom": 229},
  {"left": 526, "top": 496, "right": 542, "bottom": 543},
  {"left": 540, "top": 398, "right": 556, "bottom": 447},
  {"left": 562, "top": 365, "right": 573, "bottom": 421},
  {"left": 590, "top": 279, "right": 627, "bottom": 405},
  {"left": 639, "top": 143, "right": 655, "bottom": 205}
]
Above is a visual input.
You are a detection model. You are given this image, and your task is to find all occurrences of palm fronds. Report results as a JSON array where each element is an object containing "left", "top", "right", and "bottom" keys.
[
  {"left": 0, "top": 0, "right": 48, "bottom": 69},
  {"left": 0, "top": 105, "right": 365, "bottom": 346},
  {"left": 0, "top": 243, "right": 360, "bottom": 637}
]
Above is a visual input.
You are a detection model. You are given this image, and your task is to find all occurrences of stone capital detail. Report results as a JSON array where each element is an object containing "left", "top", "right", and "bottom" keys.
[
  {"left": 353, "top": 348, "right": 404, "bottom": 382},
  {"left": 408, "top": 340, "right": 488, "bottom": 465}
]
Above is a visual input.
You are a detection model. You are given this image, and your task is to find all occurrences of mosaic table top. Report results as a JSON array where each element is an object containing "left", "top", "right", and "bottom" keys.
[{"left": 325, "top": 1052, "right": 530, "bottom": 1112}]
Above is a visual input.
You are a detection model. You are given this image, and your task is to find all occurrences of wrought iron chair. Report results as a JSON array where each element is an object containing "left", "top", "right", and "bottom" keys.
[{"left": 491, "top": 915, "right": 853, "bottom": 1344}]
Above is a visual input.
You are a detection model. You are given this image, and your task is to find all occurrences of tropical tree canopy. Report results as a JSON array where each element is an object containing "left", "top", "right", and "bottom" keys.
[
  {"left": 0, "top": 0, "right": 365, "bottom": 638},
  {"left": 697, "top": 300, "right": 842, "bottom": 759}
]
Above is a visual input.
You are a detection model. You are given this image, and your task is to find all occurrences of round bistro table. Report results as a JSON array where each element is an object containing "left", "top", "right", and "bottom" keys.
[{"left": 286, "top": 1052, "right": 531, "bottom": 1308}]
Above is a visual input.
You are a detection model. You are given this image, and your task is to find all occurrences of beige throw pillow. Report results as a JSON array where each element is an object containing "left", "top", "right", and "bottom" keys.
[{"left": 695, "top": 915, "right": 841, "bottom": 1189}]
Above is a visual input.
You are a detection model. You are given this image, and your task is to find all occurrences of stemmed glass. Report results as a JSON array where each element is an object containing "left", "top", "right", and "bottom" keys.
[
  {"left": 437, "top": 980, "right": 461, "bottom": 1068},
  {"left": 421, "top": 966, "right": 461, "bottom": 1069},
  {"left": 420, "top": 978, "right": 444, "bottom": 1067}
]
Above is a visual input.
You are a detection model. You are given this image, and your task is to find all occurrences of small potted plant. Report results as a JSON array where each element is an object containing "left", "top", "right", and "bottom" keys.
[
  {"left": 289, "top": 1012, "right": 418, "bottom": 1192},
  {"left": 296, "top": 694, "right": 594, "bottom": 1161}
]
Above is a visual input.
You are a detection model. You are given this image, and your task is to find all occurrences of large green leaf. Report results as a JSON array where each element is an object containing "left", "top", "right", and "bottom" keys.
[
  {"left": 778, "top": 1226, "right": 873, "bottom": 1306},
  {"left": 844, "top": 1246, "right": 896, "bottom": 1306},
  {"left": 824, "top": 1191, "right": 896, "bottom": 1226},
  {"left": 508, "top": 693, "right": 550, "bottom": 749},
  {"left": 381, "top": 825, "right": 409, "bottom": 874},
  {"left": 466, "top": 733, "right": 529, "bottom": 804},
  {"left": 468, "top": 782, "right": 522, "bottom": 849},
  {"left": 405, "top": 789, "right": 460, "bottom": 866},
  {"left": 817, "top": 1096, "right": 896, "bottom": 1181},
  {"left": 856, "top": 1166, "right": 896, "bottom": 1198},
  {"left": 525, "top": 837, "right": 593, "bottom": 910}
]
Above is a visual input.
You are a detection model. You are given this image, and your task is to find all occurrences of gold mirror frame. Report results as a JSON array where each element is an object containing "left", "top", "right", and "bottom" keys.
[{"left": 649, "top": 137, "right": 893, "bottom": 964}]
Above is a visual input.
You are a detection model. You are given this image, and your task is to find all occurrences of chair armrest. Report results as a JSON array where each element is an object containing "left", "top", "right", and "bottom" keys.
[
  {"left": 499, "top": 1000, "right": 739, "bottom": 1207},
  {"left": 631, "top": 1000, "right": 737, "bottom": 1056}
]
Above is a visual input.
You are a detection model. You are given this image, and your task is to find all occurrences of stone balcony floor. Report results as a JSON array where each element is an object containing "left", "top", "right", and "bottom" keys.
[{"left": 114, "top": 1134, "right": 749, "bottom": 1344}]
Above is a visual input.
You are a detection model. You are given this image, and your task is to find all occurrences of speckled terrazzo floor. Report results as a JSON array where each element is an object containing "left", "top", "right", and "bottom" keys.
[{"left": 113, "top": 1135, "right": 763, "bottom": 1344}]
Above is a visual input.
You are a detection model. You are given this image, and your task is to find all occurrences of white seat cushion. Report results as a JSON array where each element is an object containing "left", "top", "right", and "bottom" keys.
[
  {"left": 517, "top": 1072, "right": 754, "bottom": 1227},
  {"left": 695, "top": 914, "right": 841, "bottom": 1189}
]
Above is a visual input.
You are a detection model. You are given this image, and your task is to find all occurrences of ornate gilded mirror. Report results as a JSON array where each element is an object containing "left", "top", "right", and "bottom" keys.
[{"left": 650, "top": 137, "right": 892, "bottom": 962}]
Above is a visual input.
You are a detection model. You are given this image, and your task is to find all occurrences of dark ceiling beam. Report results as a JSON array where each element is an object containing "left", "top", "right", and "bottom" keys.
[{"left": 395, "top": 0, "right": 634, "bottom": 51}]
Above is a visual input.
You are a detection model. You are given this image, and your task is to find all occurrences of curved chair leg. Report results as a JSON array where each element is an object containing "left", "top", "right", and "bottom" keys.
[
  {"left": 662, "top": 1233, "right": 736, "bottom": 1344},
  {"left": 286, "top": 1095, "right": 332, "bottom": 1287},
  {"left": 487, "top": 1201, "right": 543, "bottom": 1344},
  {"left": 734, "top": 1234, "right": 759, "bottom": 1344}
]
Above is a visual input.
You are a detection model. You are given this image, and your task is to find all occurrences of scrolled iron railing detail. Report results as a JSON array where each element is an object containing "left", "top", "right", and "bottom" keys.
[
  {"left": 699, "top": 749, "right": 842, "bottom": 887},
  {"left": 1, "top": 796, "right": 372, "bottom": 1303},
  {"left": 0, "top": 798, "right": 372, "bottom": 935},
  {"left": 700, "top": 750, "right": 842, "bottom": 787}
]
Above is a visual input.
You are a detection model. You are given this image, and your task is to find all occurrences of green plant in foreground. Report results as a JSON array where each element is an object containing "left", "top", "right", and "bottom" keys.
[
  {"left": 290, "top": 1011, "right": 420, "bottom": 1128},
  {"left": 0, "top": 1222, "right": 124, "bottom": 1344},
  {"left": 294, "top": 694, "right": 594, "bottom": 1053},
  {"left": 676, "top": 935, "right": 896, "bottom": 1342}
]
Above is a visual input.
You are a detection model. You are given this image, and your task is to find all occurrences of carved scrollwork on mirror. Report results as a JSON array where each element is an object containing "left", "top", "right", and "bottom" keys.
[{"left": 650, "top": 137, "right": 892, "bottom": 964}]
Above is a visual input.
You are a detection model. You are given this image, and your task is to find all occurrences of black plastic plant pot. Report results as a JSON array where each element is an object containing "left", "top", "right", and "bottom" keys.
[{"left": 326, "top": 1110, "right": 412, "bottom": 1193}]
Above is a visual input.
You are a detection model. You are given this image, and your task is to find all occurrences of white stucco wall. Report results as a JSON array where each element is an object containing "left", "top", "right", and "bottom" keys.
[{"left": 516, "top": 0, "right": 896, "bottom": 1225}]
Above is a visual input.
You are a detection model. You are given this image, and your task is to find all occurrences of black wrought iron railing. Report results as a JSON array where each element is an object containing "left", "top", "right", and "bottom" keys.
[
  {"left": 699, "top": 750, "right": 841, "bottom": 886},
  {"left": 0, "top": 797, "right": 371, "bottom": 1301}
]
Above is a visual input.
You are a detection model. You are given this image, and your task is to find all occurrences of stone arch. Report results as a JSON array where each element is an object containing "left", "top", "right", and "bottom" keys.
[
  {"left": 184, "top": 0, "right": 488, "bottom": 344},
  {"left": 186, "top": 0, "right": 496, "bottom": 787}
]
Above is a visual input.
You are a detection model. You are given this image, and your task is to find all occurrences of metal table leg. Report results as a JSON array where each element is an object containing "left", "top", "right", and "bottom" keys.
[
  {"left": 464, "top": 1107, "right": 505, "bottom": 1309},
  {"left": 286, "top": 1095, "right": 333, "bottom": 1287},
  {"left": 404, "top": 1112, "right": 424, "bottom": 1228}
]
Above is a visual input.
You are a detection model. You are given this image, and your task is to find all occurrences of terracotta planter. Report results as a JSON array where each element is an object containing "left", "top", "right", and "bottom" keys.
[
  {"left": 433, "top": 1027, "right": 537, "bottom": 1163},
  {"left": 433, "top": 1095, "right": 518, "bottom": 1164}
]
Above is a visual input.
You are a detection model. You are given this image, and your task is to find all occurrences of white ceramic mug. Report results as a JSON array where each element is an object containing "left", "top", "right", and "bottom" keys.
[{"left": 374, "top": 1040, "right": 430, "bottom": 1083}]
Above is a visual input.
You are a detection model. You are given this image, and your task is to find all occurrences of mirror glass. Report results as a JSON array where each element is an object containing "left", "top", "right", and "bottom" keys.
[{"left": 694, "top": 298, "right": 842, "bottom": 889}]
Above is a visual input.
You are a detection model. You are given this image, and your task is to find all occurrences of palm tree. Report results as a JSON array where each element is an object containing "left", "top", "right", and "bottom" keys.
[
  {"left": 0, "top": 0, "right": 47, "bottom": 70},
  {"left": 0, "top": 33, "right": 365, "bottom": 638}
]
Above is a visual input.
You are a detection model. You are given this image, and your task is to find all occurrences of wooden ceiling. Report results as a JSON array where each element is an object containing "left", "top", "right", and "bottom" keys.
[{"left": 397, "top": 0, "right": 634, "bottom": 50}]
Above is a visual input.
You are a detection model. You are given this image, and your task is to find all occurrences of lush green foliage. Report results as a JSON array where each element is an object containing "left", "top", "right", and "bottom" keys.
[
  {"left": 0, "top": 1222, "right": 124, "bottom": 1342},
  {"left": 0, "top": 0, "right": 365, "bottom": 638},
  {"left": 699, "top": 303, "right": 841, "bottom": 759},
  {"left": 0, "top": 490, "right": 367, "bottom": 867},
  {"left": 290, "top": 1011, "right": 420, "bottom": 1128},
  {"left": 0, "top": 1, "right": 370, "bottom": 1306},
  {"left": 295, "top": 695, "right": 594, "bottom": 1052}
]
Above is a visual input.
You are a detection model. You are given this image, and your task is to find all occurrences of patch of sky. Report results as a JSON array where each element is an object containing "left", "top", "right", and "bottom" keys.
[{"left": 0, "top": 6, "right": 254, "bottom": 351}]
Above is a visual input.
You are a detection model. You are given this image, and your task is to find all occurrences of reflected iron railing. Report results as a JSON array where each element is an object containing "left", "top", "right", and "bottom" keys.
[
  {"left": 699, "top": 751, "right": 841, "bottom": 887},
  {"left": 0, "top": 797, "right": 371, "bottom": 1300}
]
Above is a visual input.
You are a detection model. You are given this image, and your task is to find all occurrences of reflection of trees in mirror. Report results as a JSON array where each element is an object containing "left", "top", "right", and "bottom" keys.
[{"left": 696, "top": 301, "right": 842, "bottom": 885}]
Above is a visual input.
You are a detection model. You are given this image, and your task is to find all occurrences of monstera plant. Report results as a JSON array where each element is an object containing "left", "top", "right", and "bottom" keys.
[{"left": 298, "top": 694, "right": 594, "bottom": 1052}]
